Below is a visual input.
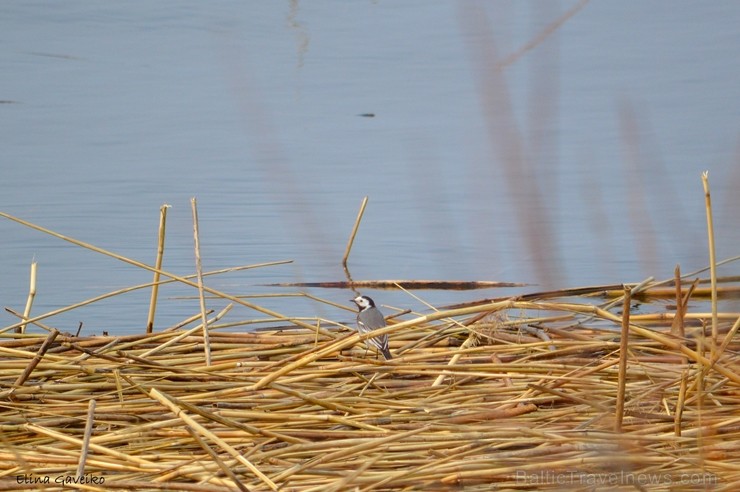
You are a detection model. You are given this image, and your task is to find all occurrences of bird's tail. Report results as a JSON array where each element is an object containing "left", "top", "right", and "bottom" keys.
[{"left": 381, "top": 345, "right": 392, "bottom": 360}]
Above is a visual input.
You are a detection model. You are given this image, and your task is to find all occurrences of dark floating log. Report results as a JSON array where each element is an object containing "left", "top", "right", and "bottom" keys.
[{"left": 262, "top": 280, "right": 529, "bottom": 290}]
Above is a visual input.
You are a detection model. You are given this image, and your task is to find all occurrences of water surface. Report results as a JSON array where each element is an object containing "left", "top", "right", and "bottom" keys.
[{"left": 2, "top": 1, "right": 739, "bottom": 334}]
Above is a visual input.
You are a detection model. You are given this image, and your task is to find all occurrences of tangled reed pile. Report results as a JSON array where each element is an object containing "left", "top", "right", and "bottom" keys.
[{"left": 1, "top": 284, "right": 739, "bottom": 491}]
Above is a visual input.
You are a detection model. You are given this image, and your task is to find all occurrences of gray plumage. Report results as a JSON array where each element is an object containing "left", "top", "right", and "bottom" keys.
[{"left": 351, "top": 295, "right": 392, "bottom": 360}]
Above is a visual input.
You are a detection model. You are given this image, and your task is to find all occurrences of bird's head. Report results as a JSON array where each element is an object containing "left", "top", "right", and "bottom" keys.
[{"left": 351, "top": 295, "right": 375, "bottom": 311}]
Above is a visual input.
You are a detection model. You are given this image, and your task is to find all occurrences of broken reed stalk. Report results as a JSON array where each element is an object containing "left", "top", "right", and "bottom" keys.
[
  {"left": 342, "top": 195, "right": 368, "bottom": 269},
  {"left": 76, "top": 399, "right": 96, "bottom": 478},
  {"left": 9, "top": 328, "right": 59, "bottom": 392},
  {"left": 191, "top": 197, "right": 211, "bottom": 366},
  {"left": 147, "top": 204, "right": 170, "bottom": 333},
  {"left": 615, "top": 285, "right": 631, "bottom": 432},
  {"left": 701, "top": 171, "right": 719, "bottom": 360},
  {"left": 17, "top": 259, "right": 37, "bottom": 334},
  {"left": 342, "top": 196, "right": 367, "bottom": 282},
  {"left": 4, "top": 307, "right": 53, "bottom": 334},
  {"left": 671, "top": 264, "right": 684, "bottom": 337}
]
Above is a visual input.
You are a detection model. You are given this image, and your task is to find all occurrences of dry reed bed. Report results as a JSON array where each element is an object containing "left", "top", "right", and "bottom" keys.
[{"left": 1, "top": 294, "right": 739, "bottom": 491}]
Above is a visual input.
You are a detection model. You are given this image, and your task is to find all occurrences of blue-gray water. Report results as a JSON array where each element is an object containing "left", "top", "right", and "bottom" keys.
[{"left": 2, "top": 1, "right": 739, "bottom": 335}]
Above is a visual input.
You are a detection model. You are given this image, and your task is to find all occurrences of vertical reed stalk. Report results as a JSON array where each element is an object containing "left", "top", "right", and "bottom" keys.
[
  {"left": 701, "top": 171, "right": 718, "bottom": 359},
  {"left": 191, "top": 198, "right": 212, "bottom": 366},
  {"left": 695, "top": 325, "right": 706, "bottom": 467},
  {"left": 17, "top": 260, "right": 37, "bottom": 334},
  {"left": 615, "top": 285, "right": 631, "bottom": 432},
  {"left": 671, "top": 264, "right": 684, "bottom": 337},
  {"left": 343, "top": 196, "right": 368, "bottom": 267},
  {"left": 147, "top": 204, "right": 170, "bottom": 333},
  {"left": 342, "top": 196, "right": 368, "bottom": 287},
  {"left": 674, "top": 370, "right": 687, "bottom": 437},
  {"left": 113, "top": 369, "right": 125, "bottom": 404},
  {"left": 76, "top": 399, "right": 96, "bottom": 478}
]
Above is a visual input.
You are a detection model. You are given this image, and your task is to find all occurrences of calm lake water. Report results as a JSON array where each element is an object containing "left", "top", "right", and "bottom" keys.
[{"left": 2, "top": 1, "right": 739, "bottom": 335}]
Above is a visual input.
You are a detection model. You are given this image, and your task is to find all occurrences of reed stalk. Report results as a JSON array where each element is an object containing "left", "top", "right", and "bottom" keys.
[
  {"left": 432, "top": 331, "right": 477, "bottom": 387},
  {"left": 674, "top": 369, "right": 688, "bottom": 437},
  {"left": 147, "top": 204, "right": 170, "bottom": 333},
  {"left": 76, "top": 399, "right": 96, "bottom": 478},
  {"left": 191, "top": 198, "right": 212, "bottom": 366},
  {"left": 17, "top": 259, "right": 37, "bottom": 334},
  {"left": 615, "top": 285, "right": 631, "bottom": 432},
  {"left": 701, "top": 171, "right": 719, "bottom": 360},
  {"left": 8, "top": 329, "right": 59, "bottom": 392},
  {"left": 343, "top": 195, "right": 368, "bottom": 270},
  {"left": 671, "top": 264, "right": 684, "bottom": 337}
]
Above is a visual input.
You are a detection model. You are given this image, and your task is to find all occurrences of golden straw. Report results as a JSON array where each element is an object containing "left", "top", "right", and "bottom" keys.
[
  {"left": 615, "top": 285, "right": 631, "bottom": 432},
  {"left": 343, "top": 195, "right": 368, "bottom": 269},
  {"left": 147, "top": 204, "right": 170, "bottom": 333},
  {"left": 18, "top": 259, "right": 37, "bottom": 334},
  {"left": 191, "top": 197, "right": 211, "bottom": 366},
  {"left": 701, "top": 171, "right": 719, "bottom": 359}
]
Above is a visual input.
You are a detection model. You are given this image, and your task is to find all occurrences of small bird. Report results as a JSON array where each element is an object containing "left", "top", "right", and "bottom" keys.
[{"left": 350, "top": 295, "right": 392, "bottom": 360}]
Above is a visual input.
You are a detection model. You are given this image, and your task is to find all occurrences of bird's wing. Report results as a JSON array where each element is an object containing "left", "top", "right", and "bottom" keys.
[{"left": 362, "top": 309, "right": 386, "bottom": 330}]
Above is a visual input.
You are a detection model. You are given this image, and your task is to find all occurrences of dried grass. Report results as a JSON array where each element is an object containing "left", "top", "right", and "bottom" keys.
[{"left": 1, "top": 286, "right": 738, "bottom": 491}]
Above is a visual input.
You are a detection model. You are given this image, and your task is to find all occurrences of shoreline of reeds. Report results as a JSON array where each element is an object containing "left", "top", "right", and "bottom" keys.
[{"left": 1, "top": 282, "right": 738, "bottom": 491}]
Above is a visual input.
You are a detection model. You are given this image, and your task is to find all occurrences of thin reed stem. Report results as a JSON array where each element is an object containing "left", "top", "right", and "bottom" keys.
[
  {"left": 76, "top": 399, "right": 96, "bottom": 478},
  {"left": 671, "top": 264, "right": 684, "bottom": 337},
  {"left": 18, "top": 260, "right": 37, "bottom": 334},
  {"left": 147, "top": 204, "right": 170, "bottom": 333},
  {"left": 674, "top": 369, "right": 687, "bottom": 437},
  {"left": 342, "top": 196, "right": 368, "bottom": 287},
  {"left": 615, "top": 285, "right": 631, "bottom": 432},
  {"left": 701, "top": 171, "right": 719, "bottom": 359},
  {"left": 7, "top": 329, "right": 59, "bottom": 395},
  {"left": 191, "top": 197, "right": 211, "bottom": 366}
]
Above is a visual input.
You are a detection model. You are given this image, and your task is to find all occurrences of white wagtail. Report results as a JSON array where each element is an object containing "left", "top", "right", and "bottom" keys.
[{"left": 350, "top": 295, "right": 392, "bottom": 360}]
